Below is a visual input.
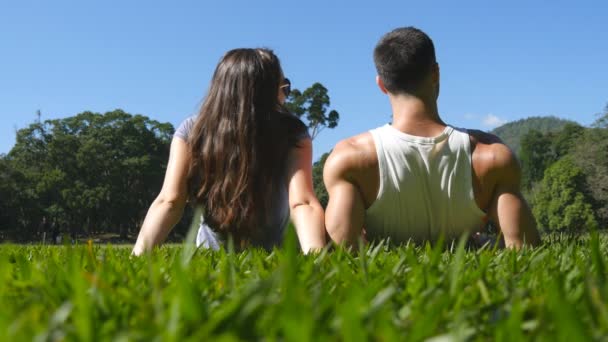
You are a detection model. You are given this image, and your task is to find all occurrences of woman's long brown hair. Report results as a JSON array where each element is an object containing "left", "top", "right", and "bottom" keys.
[{"left": 187, "top": 48, "right": 305, "bottom": 242}]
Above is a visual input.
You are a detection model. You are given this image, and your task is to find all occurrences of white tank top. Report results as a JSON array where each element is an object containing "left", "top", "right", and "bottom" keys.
[{"left": 365, "top": 124, "right": 486, "bottom": 243}]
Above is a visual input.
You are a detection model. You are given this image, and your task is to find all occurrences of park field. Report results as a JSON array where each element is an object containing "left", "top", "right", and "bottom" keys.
[{"left": 1, "top": 233, "right": 607, "bottom": 341}]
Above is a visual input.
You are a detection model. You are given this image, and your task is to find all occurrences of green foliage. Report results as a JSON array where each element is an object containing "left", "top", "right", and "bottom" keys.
[
  {"left": 519, "top": 123, "right": 584, "bottom": 190},
  {"left": 551, "top": 123, "right": 585, "bottom": 158},
  {"left": 312, "top": 152, "right": 330, "bottom": 208},
  {"left": 517, "top": 105, "right": 608, "bottom": 229},
  {"left": 1, "top": 235, "right": 608, "bottom": 340},
  {"left": 571, "top": 110, "right": 608, "bottom": 228},
  {"left": 495, "top": 109, "right": 608, "bottom": 232},
  {"left": 1, "top": 110, "right": 179, "bottom": 240},
  {"left": 491, "top": 116, "right": 577, "bottom": 155},
  {"left": 520, "top": 129, "right": 554, "bottom": 190},
  {"left": 532, "top": 158, "right": 598, "bottom": 232},
  {"left": 0, "top": 156, "right": 13, "bottom": 230},
  {"left": 593, "top": 104, "right": 608, "bottom": 129},
  {"left": 285, "top": 83, "right": 340, "bottom": 139}
]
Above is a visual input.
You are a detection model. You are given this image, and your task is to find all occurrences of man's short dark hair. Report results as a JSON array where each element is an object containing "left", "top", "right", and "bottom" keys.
[{"left": 373, "top": 27, "right": 436, "bottom": 94}]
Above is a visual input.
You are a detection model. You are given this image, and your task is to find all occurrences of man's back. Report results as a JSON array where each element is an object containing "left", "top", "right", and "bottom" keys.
[
  {"left": 323, "top": 123, "right": 541, "bottom": 248},
  {"left": 364, "top": 124, "right": 485, "bottom": 243}
]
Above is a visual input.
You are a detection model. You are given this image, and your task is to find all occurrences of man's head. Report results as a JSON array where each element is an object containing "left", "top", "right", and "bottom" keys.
[{"left": 374, "top": 27, "right": 438, "bottom": 98}]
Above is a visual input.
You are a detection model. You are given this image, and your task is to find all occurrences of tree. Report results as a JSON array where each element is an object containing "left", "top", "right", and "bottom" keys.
[
  {"left": 592, "top": 103, "right": 608, "bottom": 129},
  {"left": 0, "top": 155, "right": 15, "bottom": 231},
  {"left": 312, "top": 152, "right": 330, "bottom": 208},
  {"left": 519, "top": 129, "right": 554, "bottom": 190},
  {"left": 5, "top": 109, "right": 176, "bottom": 240},
  {"left": 285, "top": 83, "right": 339, "bottom": 139},
  {"left": 519, "top": 123, "right": 585, "bottom": 191},
  {"left": 532, "top": 157, "right": 598, "bottom": 232},
  {"left": 550, "top": 123, "right": 584, "bottom": 159},
  {"left": 570, "top": 107, "right": 608, "bottom": 228}
]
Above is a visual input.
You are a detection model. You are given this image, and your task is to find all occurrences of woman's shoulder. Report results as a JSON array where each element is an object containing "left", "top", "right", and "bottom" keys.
[
  {"left": 272, "top": 109, "right": 310, "bottom": 140},
  {"left": 174, "top": 116, "right": 196, "bottom": 141}
]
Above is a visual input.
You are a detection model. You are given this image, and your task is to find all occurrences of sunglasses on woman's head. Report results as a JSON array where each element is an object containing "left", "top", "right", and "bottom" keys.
[{"left": 281, "top": 78, "right": 291, "bottom": 97}]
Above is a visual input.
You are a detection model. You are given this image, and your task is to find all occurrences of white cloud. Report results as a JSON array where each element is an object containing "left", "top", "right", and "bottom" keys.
[{"left": 482, "top": 114, "right": 506, "bottom": 128}]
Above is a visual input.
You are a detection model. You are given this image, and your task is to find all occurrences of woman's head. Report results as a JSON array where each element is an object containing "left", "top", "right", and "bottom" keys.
[
  {"left": 187, "top": 48, "right": 305, "bottom": 242},
  {"left": 207, "top": 48, "right": 285, "bottom": 114}
]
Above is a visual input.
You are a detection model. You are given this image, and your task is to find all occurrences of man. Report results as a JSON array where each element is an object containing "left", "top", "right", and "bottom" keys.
[{"left": 323, "top": 27, "right": 541, "bottom": 249}]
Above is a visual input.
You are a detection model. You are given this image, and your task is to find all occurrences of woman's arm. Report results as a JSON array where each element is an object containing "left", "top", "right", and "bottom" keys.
[
  {"left": 286, "top": 137, "right": 326, "bottom": 253},
  {"left": 132, "top": 137, "right": 190, "bottom": 255}
]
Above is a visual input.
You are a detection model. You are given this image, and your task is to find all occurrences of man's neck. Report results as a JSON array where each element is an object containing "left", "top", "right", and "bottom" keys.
[{"left": 389, "top": 94, "right": 446, "bottom": 137}]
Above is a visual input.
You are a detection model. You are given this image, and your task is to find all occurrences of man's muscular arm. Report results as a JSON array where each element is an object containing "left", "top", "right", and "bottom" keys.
[
  {"left": 488, "top": 144, "right": 541, "bottom": 248},
  {"left": 323, "top": 141, "right": 366, "bottom": 248}
]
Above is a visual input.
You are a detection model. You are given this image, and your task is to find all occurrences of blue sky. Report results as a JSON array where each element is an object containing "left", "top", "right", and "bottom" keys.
[{"left": 1, "top": 1, "right": 606, "bottom": 161}]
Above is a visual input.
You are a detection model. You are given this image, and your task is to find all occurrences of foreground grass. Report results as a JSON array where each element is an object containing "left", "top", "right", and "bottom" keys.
[{"left": 1, "top": 233, "right": 607, "bottom": 341}]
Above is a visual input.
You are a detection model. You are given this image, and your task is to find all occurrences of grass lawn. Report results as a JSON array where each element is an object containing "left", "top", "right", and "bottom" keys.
[{"left": 1, "top": 233, "right": 607, "bottom": 341}]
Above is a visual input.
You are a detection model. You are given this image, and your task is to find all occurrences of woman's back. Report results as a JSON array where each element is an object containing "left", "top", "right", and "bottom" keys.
[{"left": 175, "top": 111, "right": 308, "bottom": 250}]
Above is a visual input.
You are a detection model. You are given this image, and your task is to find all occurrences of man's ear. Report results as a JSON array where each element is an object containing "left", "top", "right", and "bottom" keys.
[
  {"left": 432, "top": 63, "right": 440, "bottom": 85},
  {"left": 376, "top": 75, "right": 388, "bottom": 94},
  {"left": 432, "top": 63, "right": 440, "bottom": 99}
]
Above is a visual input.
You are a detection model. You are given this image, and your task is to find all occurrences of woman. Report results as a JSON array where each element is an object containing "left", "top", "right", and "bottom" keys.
[{"left": 132, "top": 48, "right": 326, "bottom": 254}]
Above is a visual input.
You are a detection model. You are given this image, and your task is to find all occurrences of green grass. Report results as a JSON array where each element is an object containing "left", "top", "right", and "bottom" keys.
[{"left": 1, "top": 232, "right": 607, "bottom": 341}]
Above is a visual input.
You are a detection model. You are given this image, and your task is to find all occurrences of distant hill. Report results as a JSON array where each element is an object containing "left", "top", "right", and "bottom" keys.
[{"left": 490, "top": 116, "right": 579, "bottom": 154}]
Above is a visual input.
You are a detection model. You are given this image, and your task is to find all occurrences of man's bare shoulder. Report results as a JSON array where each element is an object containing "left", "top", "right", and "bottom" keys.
[
  {"left": 468, "top": 129, "right": 520, "bottom": 181},
  {"left": 324, "top": 132, "right": 377, "bottom": 179}
]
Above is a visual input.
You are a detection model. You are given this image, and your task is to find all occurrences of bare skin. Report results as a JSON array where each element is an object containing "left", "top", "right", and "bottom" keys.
[{"left": 324, "top": 66, "right": 541, "bottom": 249}]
